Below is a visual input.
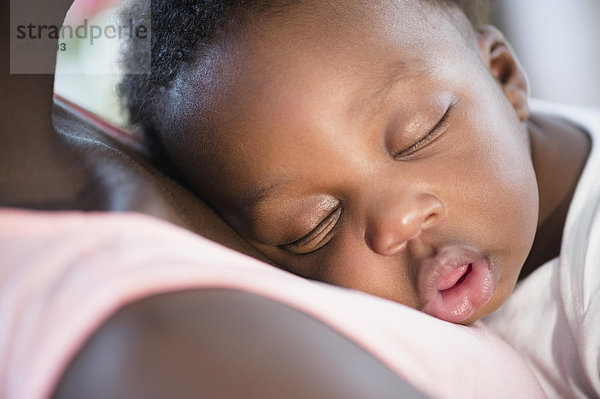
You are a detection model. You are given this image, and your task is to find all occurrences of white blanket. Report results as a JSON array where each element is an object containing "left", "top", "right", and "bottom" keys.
[{"left": 483, "top": 101, "right": 600, "bottom": 399}]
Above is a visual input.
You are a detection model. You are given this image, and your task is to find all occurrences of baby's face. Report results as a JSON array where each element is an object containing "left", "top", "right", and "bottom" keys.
[{"left": 173, "top": 1, "right": 539, "bottom": 323}]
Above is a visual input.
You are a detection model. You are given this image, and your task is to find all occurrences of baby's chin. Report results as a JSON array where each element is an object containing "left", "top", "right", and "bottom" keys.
[
  {"left": 459, "top": 310, "right": 490, "bottom": 326},
  {"left": 459, "top": 289, "right": 512, "bottom": 325}
]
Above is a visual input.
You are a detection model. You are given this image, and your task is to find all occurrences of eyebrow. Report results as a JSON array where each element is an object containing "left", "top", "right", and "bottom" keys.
[
  {"left": 239, "top": 180, "right": 289, "bottom": 218},
  {"left": 361, "top": 59, "right": 422, "bottom": 114},
  {"left": 378, "top": 60, "right": 410, "bottom": 95}
]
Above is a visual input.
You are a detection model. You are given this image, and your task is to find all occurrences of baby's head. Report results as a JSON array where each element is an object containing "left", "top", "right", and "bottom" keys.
[{"left": 121, "top": 0, "right": 538, "bottom": 324}]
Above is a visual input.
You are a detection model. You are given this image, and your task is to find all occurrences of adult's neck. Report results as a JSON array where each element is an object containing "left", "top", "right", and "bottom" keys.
[{"left": 0, "top": 0, "right": 73, "bottom": 137}]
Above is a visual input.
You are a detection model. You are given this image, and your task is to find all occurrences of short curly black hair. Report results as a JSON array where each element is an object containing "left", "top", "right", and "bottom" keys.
[{"left": 119, "top": 0, "right": 491, "bottom": 159}]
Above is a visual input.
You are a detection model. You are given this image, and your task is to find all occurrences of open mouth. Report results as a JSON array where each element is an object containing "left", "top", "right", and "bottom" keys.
[
  {"left": 439, "top": 263, "right": 473, "bottom": 292},
  {"left": 421, "top": 257, "right": 496, "bottom": 324}
]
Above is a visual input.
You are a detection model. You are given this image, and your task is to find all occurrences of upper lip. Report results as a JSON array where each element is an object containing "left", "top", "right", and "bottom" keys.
[{"left": 417, "top": 245, "right": 484, "bottom": 307}]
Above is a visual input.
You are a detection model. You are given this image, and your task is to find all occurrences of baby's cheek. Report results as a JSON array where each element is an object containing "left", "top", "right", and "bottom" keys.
[
  {"left": 486, "top": 137, "right": 538, "bottom": 237},
  {"left": 464, "top": 131, "right": 538, "bottom": 290},
  {"left": 301, "top": 232, "right": 420, "bottom": 309},
  {"left": 439, "top": 123, "right": 537, "bottom": 259}
]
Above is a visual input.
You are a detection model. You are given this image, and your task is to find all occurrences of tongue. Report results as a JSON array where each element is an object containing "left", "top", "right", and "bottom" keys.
[{"left": 438, "top": 264, "right": 470, "bottom": 291}]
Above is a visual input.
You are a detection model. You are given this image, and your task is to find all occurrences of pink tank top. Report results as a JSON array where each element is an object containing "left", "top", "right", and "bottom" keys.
[{"left": 0, "top": 209, "right": 545, "bottom": 399}]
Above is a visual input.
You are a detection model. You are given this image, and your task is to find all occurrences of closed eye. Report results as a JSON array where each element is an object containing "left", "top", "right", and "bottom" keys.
[
  {"left": 395, "top": 100, "right": 456, "bottom": 159},
  {"left": 281, "top": 206, "right": 342, "bottom": 255}
]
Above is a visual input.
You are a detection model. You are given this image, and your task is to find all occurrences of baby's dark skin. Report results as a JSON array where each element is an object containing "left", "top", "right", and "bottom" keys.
[
  {"left": 6, "top": 1, "right": 588, "bottom": 397},
  {"left": 162, "top": 0, "right": 590, "bottom": 324},
  {"left": 3, "top": 2, "right": 435, "bottom": 396}
]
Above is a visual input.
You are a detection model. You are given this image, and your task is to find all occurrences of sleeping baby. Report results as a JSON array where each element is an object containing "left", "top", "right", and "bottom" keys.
[{"left": 120, "top": 1, "right": 599, "bottom": 397}]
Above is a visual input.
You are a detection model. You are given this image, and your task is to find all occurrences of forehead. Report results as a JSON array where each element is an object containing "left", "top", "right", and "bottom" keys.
[
  {"left": 233, "top": 0, "right": 466, "bottom": 83},
  {"left": 173, "top": 0, "right": 475, "bottom": 206},
  {"left": 177, "top": 0, "right": 470, "bottom": 119}
]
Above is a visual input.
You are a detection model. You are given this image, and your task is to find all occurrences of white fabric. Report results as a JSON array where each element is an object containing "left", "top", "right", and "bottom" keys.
[{"left": 483, "top": 100, "right": 600, "bottom": 399}]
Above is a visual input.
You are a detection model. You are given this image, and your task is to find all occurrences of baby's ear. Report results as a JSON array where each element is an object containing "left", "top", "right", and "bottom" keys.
[{"left": 477, "top": 25, "right": 530, "bottom": 122}]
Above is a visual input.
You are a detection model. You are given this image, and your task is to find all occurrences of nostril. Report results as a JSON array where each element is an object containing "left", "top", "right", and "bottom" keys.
[
  {"left": 424, "top": 213, "right": 437, "bottom": 228},
  {"left": 423, "top": 199, "right": 445, "bottom": 229},
  {"left": 366, "top": 193, "right": 444, "bottom": 256}
]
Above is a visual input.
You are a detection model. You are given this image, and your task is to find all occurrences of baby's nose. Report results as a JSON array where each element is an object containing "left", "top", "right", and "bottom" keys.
[{"left": 366, "top": 193, "right": 445, "bottom": 256}]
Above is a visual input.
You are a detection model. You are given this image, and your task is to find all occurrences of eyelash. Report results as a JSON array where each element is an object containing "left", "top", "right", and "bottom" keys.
[
  {"left": 282, "top": 206, "right": 342, "bottom": 255},
  {"left": 395, "top": 102, "right": 455, "bottom": 159},
  {"left": 281, "top": 101, "right": 456, "bottom": 256}
]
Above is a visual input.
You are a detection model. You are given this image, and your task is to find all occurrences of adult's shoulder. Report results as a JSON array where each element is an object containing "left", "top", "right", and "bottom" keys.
[{"left": 52, "top": 289, "right": 426, "bottom": 399}]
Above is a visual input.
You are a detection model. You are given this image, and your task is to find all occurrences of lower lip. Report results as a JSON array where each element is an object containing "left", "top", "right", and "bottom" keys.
[{"left": 423, "top": 258, "right": 496, "bottom": 323}]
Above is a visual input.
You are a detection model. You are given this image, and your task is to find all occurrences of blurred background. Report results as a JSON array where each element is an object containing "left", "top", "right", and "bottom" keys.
[
  {"left": 54, "top": 0, "right": 130, "bottom": 127},
  {"left": 493, "top": 0, "right": 600, "bottom": 109},
  {"left": 53, "top": 0, "right": 600, "bottom": 131}
]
